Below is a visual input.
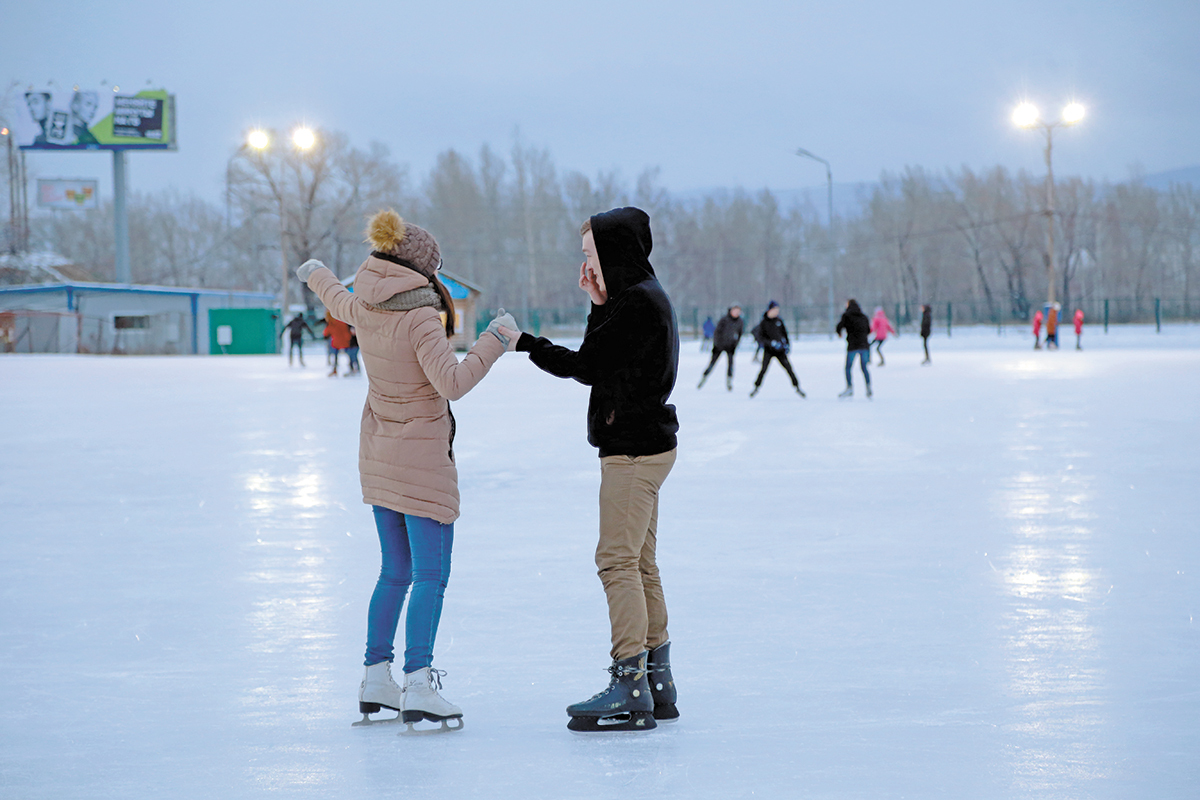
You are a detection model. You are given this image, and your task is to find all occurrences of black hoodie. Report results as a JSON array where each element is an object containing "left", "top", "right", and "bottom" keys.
[
  {"left": 836, "top": 300, "right": 871, "bottom": 351},
  {"left": 516, "top": 207, "right": 679, "bottom": 457}
]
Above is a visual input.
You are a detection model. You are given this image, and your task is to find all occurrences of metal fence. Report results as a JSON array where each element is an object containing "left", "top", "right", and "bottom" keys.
[{"left": 478, "top": 297, "right": 1199, "bottom": 340}]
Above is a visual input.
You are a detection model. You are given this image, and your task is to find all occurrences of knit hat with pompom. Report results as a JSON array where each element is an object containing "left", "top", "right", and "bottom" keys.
[{"left": 366, "top": 209, "right": 441, "bottom": 276}]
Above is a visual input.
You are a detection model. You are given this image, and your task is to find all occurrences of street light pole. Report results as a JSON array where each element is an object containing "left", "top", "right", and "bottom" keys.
[
  {"left": 243, "top": 126, "right": 315, "bottom": 314},
  {"left": 796, "top": 148, "right": 836, "bottom": 336},
  {"left": 1013, "top": 101, "right": 1084, "bottom": 307},
  {"left": 1043, "top": 128, "right": 1056, "bottom": 305}
]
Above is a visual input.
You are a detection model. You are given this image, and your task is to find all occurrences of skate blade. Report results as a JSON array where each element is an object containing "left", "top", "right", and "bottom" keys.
[
  {"left": 399, "top": 717, "right": 464, "bottom": 736},
  {"left": 567, "top": 711, "right": 656, "bottom": 733},
  {"left": 352, "top": 711, "right": 403, "bottom": 727}
]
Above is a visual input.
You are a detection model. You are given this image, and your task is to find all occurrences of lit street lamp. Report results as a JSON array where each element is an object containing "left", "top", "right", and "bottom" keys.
[
  {"left": 795, "top": 148, "right": 836, "bottom": 336},
  {"left": 1013, "top": 101, "right": 1085, "bottom": 306},
  {"left": 237, "top": 126, "right": 317, "bottom": 313}
]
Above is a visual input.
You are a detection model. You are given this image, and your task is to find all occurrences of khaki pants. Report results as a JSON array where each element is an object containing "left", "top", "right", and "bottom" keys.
[{"left": 596, "top": 448, "right": 676, "bottom": 660}]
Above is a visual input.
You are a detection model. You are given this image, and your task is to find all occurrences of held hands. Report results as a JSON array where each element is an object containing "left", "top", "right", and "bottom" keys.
[
  {"left": 496, "top": 325, "right": 520, "bottom": 351},
  {"left": 296, "top": 259, "right": 325, "bottom": 284},
  {"left": 485, "top": 308, "right": 519, "bottom": 351},
  {"left": 578, "top": 261, "right": 607, "bottom": 306}
]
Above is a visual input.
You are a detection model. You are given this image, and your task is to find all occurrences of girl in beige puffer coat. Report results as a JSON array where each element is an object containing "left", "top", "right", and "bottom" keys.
[{"left": 296, "top": 210, "right": 514, "bottom": 729}]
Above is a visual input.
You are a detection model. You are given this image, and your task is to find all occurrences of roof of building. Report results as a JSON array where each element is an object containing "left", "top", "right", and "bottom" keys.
[
  {"left": 342, "top": 268, "right": 481, "bottom": 300},
  {"left": 0, "top": 281, "right": 276, "bottom": 300}
]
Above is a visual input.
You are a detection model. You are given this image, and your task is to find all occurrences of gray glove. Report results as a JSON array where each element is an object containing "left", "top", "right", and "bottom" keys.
[
  {"left": 484, "top": 308, "right": 518, "bottom": 349},
  {"left": 296, "top": 259, "right": 325, "bottom": 283}
]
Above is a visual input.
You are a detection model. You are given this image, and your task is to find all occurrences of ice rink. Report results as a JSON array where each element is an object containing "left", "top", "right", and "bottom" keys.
[{"left": 2, "top": 325, "right": 1198, "bottom": 799}]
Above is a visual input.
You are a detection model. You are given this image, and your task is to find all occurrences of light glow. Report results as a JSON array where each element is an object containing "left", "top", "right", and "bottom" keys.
[
  {"left": 247, "top": 129, "right": 270, "bottom": 150},
  {"left": 292, "top": 127, "right": 316, "bottom": 151},
  {"left": 1062, "top": 102, "right": 1086, "bottom": 125},
  {"left": 1012, "top": 102, "right": 1040, "bottom": 128}
]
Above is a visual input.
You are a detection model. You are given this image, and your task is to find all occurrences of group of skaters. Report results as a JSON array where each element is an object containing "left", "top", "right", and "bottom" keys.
[
  {"left": 282, "top": 311, "right": 361, "bottom": 376},
  {"left": 1032, "top": 303, "right": 1086, "bottom": 350},
  {"left": 698, "top": 300, "right": 936, "bottom": 398}
]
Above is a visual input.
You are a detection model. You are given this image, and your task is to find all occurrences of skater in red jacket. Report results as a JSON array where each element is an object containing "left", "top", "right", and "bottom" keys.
[
  {"left": 1032, "top": 309, "right": 1043, "bottom": 350},
  {"left": 1074, "top": 308, "right": 1084, "bottom": 350}
]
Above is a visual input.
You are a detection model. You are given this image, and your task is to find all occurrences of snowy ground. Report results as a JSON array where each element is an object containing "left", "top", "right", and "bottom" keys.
[{"left": 1, "top": 325, "right": 1198, "bottom": 799}]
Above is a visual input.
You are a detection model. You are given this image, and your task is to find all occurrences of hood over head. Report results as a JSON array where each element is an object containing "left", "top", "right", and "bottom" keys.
[
  {"left": 846, "top": 299, "right": 863, "bottom": 315},
  {"left": 589, "top": 207, "right": 655, "bottom": 299}
]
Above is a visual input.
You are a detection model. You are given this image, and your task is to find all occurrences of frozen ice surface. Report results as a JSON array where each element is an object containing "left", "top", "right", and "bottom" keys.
[{"left": 1, "top": 325, "right": 1197, "bottom": 799}]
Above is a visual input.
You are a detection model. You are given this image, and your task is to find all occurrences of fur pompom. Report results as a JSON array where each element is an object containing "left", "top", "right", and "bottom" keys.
[{"left": 366, "top": 209, "right": 406, "bottom": 252}]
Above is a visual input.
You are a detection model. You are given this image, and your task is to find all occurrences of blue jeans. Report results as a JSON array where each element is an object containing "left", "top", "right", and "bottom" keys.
[
  {"left": 364, "top": 507, "right": 454, "bottom": 673},
  {"left": 845, "top": 349, "right": 871, "bottom": 387}
]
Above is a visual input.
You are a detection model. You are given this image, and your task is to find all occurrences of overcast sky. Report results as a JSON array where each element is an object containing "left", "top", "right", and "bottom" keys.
[{"left": 4, "top": 0, "right": 1198, "bottom": 207}]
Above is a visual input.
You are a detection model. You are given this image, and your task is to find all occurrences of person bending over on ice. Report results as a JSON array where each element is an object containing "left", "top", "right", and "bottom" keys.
[
  {"left": 498, "top": 207, "right": 680, "bottom": 733},
  {"left": 296, "top": 209, "right": 515, "bottom": 734},
  {"left": 837, "top": 298, "right": 872, "bottom": 398},
  {"left": 869, "top": 306, "right": 896, "bottom": 366},
  {"left": 698, "top": 304, "right": 743, "bottom": 391},
  {"left": 749, "top": 301, "right": 805, "bottom": 398}
]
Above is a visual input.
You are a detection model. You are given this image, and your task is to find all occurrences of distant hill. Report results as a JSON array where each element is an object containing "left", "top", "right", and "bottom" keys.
[
  {"left": 671, "top": 181, "right": 874, "bottom": 223},
  {"left": 671, "top": 165, "right": 1200, "bottom": 223},
  {"left": 1137, "top": 166, "right": 1200, "bottom": 192}
]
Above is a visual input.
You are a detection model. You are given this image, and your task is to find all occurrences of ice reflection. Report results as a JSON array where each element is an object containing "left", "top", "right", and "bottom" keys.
[
  {"left": 998, "top": 467, "right": 1108, "bottom": 790},
  {"left": 236, "top": 452, "right": 342, "bottom": 762},
  {"left": 242, "top": 461, "right": 328, "bottom": 515}
]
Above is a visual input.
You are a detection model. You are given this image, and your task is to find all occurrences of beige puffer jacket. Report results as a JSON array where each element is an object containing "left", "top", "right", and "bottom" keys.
[{"left": 306, "top": 257, "right": 503, "bottom": 524}]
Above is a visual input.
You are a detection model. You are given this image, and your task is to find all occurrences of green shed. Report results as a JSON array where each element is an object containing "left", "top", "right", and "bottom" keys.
[{"left": 208, "top": 308, "right": 281, "bottom": 355}]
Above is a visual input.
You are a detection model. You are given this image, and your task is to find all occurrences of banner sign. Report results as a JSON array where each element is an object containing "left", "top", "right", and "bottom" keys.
[
  {"left": 12, "top": 88, "right": 175, "bottom": 150},
  {"left": 37, "top": 179, "right": 100, "bottom": 210}
]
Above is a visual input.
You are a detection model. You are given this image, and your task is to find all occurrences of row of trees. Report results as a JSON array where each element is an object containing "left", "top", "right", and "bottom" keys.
[{"left": 13, "top": 128, "right": 1200, "bottom": 325}]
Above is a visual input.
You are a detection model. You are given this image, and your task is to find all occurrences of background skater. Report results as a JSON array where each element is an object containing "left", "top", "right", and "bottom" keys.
[
  {"left": 698, "top": 305, "right": 743, "bottom": 390},
  {"left": 920, "top": 304, "right": 933, "bottom": 364},
  {"left": 500, "top": 207, "right": 680, "bottom": 733},
  {"left": 869, "top": 306, "right": 896, "bottom": 366},
  {"left": 282, "top": 312, "right": 315, "bottom": 366},
  {"left": 837, "top": 299, "right": 872, "bottom": 398},
  {"left": 749, "top": 301, "right": 805, "bottom": 398}
]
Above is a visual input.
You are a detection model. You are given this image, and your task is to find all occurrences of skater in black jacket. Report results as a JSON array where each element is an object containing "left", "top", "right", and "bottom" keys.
[
  {"left": 920, "top": 304, "right": 932, "bottom": 364},
  {"left": 282, "top": 313, "right": 315, "bottom": 366},
  {"left": 749, "top": 301, "right": 805, "bottom": 398},
  {"left": 698, "top": 305, "right": 743, "bottom": 390},
  {"left": 500, "top": 207, "right": 680, "bottom": 732},
  {"left": 836, "top": 299, "right": 872, "bottom": 398}
]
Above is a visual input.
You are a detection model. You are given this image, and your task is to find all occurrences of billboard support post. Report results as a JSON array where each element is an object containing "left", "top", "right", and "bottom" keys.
[{"left": 113, "top": 150, "right": 130, "bottom": 283}]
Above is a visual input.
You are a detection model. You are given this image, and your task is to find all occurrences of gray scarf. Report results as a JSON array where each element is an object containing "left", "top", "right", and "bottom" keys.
[{"left": 370, "top": 285, "right": 444, "bottom": 312}]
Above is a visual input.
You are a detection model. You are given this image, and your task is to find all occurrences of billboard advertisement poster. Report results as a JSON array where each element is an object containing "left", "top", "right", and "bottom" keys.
[
  {"left": 37, "top": 179, "right": 100, "bottom": 210},
  {"left": 13, "top": 88, "right": 175, "bottom": 150}
]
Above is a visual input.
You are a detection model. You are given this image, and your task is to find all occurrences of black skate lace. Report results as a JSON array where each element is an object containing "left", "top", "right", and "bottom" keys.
[{"left": 428, "top": 668, "right": 447, "bottom": 691}]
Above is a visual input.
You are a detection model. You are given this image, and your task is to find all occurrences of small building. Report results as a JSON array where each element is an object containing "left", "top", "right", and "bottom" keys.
[
  {"left": 340, "top": 269, "right": 483, "bottom": 350},
  {"left": 0, "top": 281, "right": 277, "bottom": 354}
]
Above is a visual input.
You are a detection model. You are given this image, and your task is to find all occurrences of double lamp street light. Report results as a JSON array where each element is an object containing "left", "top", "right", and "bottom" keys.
[
  {"left": 227, "top": 126, "right": 318, "bottom": 313},
  {"left": 1012, "top": 100, "right": 1085, "bottom": 307}
]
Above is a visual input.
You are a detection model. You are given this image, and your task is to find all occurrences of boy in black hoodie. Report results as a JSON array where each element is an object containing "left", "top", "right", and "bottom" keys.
[
  {"left": 749, "top": 301, "right": 805, "bottom": 398},
  {"left": 501, "top": 207, "right": 680, "bottom": 732},
  {"left": 836, "top": 298, "right": 872, "bottom": 397}
]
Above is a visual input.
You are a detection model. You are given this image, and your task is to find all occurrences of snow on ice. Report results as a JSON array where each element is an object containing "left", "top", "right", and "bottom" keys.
[{"left": 1, "top": 325, "right": 1197, "bottom": 798}]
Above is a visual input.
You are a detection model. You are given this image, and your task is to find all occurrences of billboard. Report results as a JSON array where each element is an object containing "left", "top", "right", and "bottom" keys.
[
  {"left": 37, "top": 179, "right": 100, "bottom": 210},
  {"left": 13, "top": 88, "right": 175, "bottom": 150}
]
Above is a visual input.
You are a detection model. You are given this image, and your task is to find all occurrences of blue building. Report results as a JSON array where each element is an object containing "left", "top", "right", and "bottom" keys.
[{"left": 0, "top": 281, "right": 276, "bottom": 354}]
